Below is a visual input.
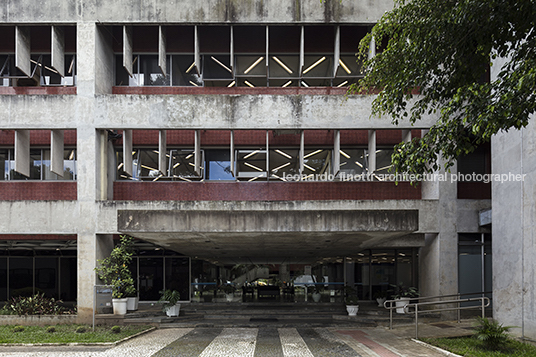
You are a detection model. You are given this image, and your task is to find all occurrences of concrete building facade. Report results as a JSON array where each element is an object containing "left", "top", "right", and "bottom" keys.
[{"left": 1, "top": 0, "right": 526, "bottom": 339}]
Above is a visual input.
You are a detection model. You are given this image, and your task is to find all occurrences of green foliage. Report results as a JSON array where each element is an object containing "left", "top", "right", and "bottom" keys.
[
  {"left": 0, "top": 325, "right": 153, "bottom": 344},
  {"left": 158, "top": 289, "right": 181, "bottom": 311},
  {"left": 472, "top": 316, "right": 515, "bottom": 350},
  {"left": 75, "top": 326, "right": 87, "bottom": 333},
  {"left": 1, "top": 293, "right": 74, "bottom": 316},
  {"left": 46, "top": 326, "right": 56, "bottom": 333},
  {"left": 111, "top": 325, "right": 121, "bottom": 334},
  {"left": 390, "top": 283, "right": 419, "bottom": 299},
  {"left": 94, "top": 235, "right": 136, "bottom": 299},
  {"left": 12, "top": 326, "right": 24, "bottom": 333},
  {"left": 344, "top": 286, "right": 359, "bottom": 305},
  {"left": 423, "top": 335, "right": 536, "bottom": 356},
  {"left": 354, "top": 0, "right": 536, "bottom": 176}
]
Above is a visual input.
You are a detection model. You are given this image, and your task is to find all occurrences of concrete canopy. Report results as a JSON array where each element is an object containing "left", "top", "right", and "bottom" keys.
[{"left": 118, "top": 209, "right": 421, "bottom": 264}]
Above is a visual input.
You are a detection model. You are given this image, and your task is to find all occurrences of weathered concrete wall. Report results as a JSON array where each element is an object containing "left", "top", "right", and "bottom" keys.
[
  {"left": 0, "top": 201, "right": 78, "bottom": 233},
  {"left": 492, "top": 118, "right": 536, "bottom": 338},
  {"left": 118, "top": 209, "right": 419, "bottom": 233},
  {"left": 0, "top": 0, "right": 393, "bottom": 24},
  {"left": 0, "top": 94, "right": 437, "bottom": 130}
]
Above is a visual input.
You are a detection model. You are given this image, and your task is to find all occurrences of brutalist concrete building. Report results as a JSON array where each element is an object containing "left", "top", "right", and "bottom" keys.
[{"left": 0, "top": 0, "right": 531, "bottom": 338}]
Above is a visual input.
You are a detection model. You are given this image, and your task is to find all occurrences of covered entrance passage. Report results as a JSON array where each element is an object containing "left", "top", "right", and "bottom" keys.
[{"left": 118, "top": 208, "right": 423, "bottom": 303}]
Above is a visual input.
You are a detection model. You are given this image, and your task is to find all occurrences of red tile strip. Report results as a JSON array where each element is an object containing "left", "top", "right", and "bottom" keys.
[{"left": 337, "top": 330, "right": 401, "bottom": 357}]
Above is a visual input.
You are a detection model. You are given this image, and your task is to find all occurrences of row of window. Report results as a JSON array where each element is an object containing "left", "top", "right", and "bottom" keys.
[
  {"left": 0, "top": 54, "right": 76, "bottom": 87},
  {"left": 116, "top": 53, "right": 360, "bottom": 88},
  {"left": 116, "top": 148, "right": 395, "bottom": 182},
  {"left": 0, "top": 149, "right": 77, "bottom": 180}
]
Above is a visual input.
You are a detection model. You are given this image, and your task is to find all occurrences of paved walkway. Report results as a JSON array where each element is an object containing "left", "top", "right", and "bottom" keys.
[{"left": 0, "top": 321, "right": 473, "bottom": 356}]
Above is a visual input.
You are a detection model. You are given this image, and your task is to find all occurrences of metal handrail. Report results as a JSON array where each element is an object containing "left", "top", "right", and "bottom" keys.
[
  {"left": 384, "top": 291, "right": 492, "bottom": 332},
  {"left": 406, "top": 297, "right": 490, "bottom": 339}
]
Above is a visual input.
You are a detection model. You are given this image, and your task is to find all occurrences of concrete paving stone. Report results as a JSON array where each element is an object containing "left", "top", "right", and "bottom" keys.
[
  {"left": 198, "top": 328, "right": 257, "bottom": 357},
  {"left": 152, "top": 328, "right": 223, "bottom": 357},
  {"left": 278, "top": 328, "right": 314, "bottom": 357},
  {"left": 254, "top": 328, "right": 284, "bottom": 357},
  {"left": 298, "top": 328, "right": 360, "bottom": 357},
  {"left": 0, "top": 322, "right": 474, "bottom": 357}
]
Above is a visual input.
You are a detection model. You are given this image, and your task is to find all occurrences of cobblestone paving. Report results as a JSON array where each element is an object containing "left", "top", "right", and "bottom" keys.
[{"left": 0, "top": 326, "right": 451, "bottom": 357}]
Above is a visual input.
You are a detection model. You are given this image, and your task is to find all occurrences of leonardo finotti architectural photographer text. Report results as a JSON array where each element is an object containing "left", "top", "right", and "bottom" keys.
[{"left": 282, "top": 172, "right": 526, "bottom": 183}]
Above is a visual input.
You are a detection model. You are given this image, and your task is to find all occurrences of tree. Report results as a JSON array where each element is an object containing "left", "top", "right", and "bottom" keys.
[
  {"left": 354, "top": 0, "right": 536, "bottom": 175},
  {"left": 94, "top": 235, "right": 136, "bottom": 299}
]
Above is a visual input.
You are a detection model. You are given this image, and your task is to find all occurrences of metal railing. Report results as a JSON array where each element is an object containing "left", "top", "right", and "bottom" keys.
[{"left": 384, "top": 292, "right": 492, "bottom": 338}]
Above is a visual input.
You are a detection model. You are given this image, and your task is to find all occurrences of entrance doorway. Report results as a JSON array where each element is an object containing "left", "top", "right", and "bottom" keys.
[{"left": 345, "top": 249, "right": 419, "bottom": 301}]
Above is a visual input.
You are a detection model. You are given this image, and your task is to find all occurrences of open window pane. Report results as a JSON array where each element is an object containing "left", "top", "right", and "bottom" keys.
[
  {"left": 171, "top": 55, "right": 201, "bottom": 86},
  {"left": 237, "top": 149, "right": 267, "bottom": 181},
  {"left": 269, "top": 149, "right": 299, "bottom": 181},
  {"left": 168, "top": 149, "right": 203, "bottom": 181},
  {"left": 303, "top": 149, "right": 332, "bottom": 179},
  {"left": 339, "top": 149, "right": 367, "bottom": 178}
]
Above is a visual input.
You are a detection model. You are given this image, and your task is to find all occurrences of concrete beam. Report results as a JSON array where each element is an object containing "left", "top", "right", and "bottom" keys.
[
  {"left": 14, "top": 129, "right": 30, "bottom": 177},
  {"left": 158, "top": 26, "right": 166, "bottom": 76},
  {"left": 0, "top": 0, "right": 394, "bottom": 24},
  {"left": 122, "top": 129, "right": 133, "bottom": 176},
  {"left": 123, "top": 26, "right": 133, "bottom": 78},
  {"left": 50, "top": 130, "right": 64, "bottom": 176},
  {"left": 15, "top": 26, "right": 31, "bottom": 77},
  {"left": 51, "top": 26, "right": 65, "bottom": 77},
  {"left": 118, "top": 209, "right": 419, "bottom": 233}
]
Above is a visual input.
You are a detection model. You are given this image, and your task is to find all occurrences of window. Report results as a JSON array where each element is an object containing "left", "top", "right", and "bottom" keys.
[
  {"left": 4, "top": 149, "right": 76, "bottom": 180},
  {"left": 114, "top": 25, "right": 369, "bottom": 88}
]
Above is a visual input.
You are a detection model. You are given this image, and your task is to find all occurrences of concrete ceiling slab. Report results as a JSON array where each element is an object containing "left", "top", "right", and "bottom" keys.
[{"left": 118, "top": 209, "right": 421, "bottom": 264}]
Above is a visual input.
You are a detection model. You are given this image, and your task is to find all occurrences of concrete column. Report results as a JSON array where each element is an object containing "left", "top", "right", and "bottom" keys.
[
  {"left": 279, "top": 264, "right": 290, "bottom": 284},
  {"left": 492, "top": 120, "right": 536, "bottom": 338},
  {"left": 75, "top": 22, "right": 115, "bottom": 323},
  {"left": 419, "top": 161, "right": 458, "bottom": 319}
]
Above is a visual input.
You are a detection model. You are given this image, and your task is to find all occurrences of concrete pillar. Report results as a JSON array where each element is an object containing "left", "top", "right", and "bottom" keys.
[
  {"left": 419, "top": 161, "right": 458, "bottom": 319},
  {"left": 279, "top": 264, "right": 290, "bottom": 284},
  {"left": 75, "top": 22, "right": 115, "bottom": 323},
  {"left": 492, "top": 120, "right": 536, "bottom": 338}
]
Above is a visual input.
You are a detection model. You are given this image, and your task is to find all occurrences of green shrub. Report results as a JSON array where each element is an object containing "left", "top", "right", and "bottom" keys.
[
  {"left": 12, "top": 326, "right": 24, "bottom": 333},
  {"left": 46, "top": 326, "right": 56, "bottom": 333},
  {"left": 2, "top": 293, "right": 74, "bottom": 316},
  {"left": 75, "top": 326, "right": 86, "bottom": 333},
  {"left": 473, "top": 316, "right": 515, "bottom": 350},
  {"left": 111, "top": 326, "right": 121, "bottom": 334}
]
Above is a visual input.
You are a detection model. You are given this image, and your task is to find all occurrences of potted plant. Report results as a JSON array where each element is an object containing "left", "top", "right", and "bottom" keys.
[
  {"left": 311, "top": 286, "right": 322, "bottom": 302},
  {"left": 220, "top": 284, "right": 236, "bottom": 302},
  {"left": 373, "top": 290, "right": 388, "bottom": 307},
  {"left": 126, "top": 287, "right": 138, "bottom": 311},
  {"left": 94, "top": 235, "right": 135, "bottom": 315},
  {"left": 344, "top": 286, "right": 359, "bottom": 316},
  {"left": 390, "top": 283, "right": 419, "bottom": 314},
  {"left": 159, "top": 289, "right": 181, "bottom": 317}
]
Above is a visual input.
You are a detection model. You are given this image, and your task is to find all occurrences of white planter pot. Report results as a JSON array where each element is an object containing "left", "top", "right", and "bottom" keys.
[
  {"left": 225, "top": 293, "right": 234, "bottom": 302},
  {"left": 127, "top": 297, "right": 139, "bottom": 311},
  {"left": 112, "top": 298, "right": 128, "bottom": 315},
  {"left": 376, "top": 297, "right": 387, "bottom": 307},
  {"left": 312, "top": 292, "right": 321, "bottom": 302},
  {"left": 346, "top": 305, "right": 359, "bottom": 316},
  {"left": 395, "top": 297, "right": 410, "bottom": 314},
  {"left": 165, "top": 303, "right": 181, "bottom": 317}
]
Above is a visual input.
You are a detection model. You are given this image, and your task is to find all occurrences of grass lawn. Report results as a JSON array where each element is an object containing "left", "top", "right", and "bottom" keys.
[
  {"left": 422, "top": 336, "right": 536, "bottom": 357},
  {"left": 0, "top": 324, "right": 153, "bottom": 344}
]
